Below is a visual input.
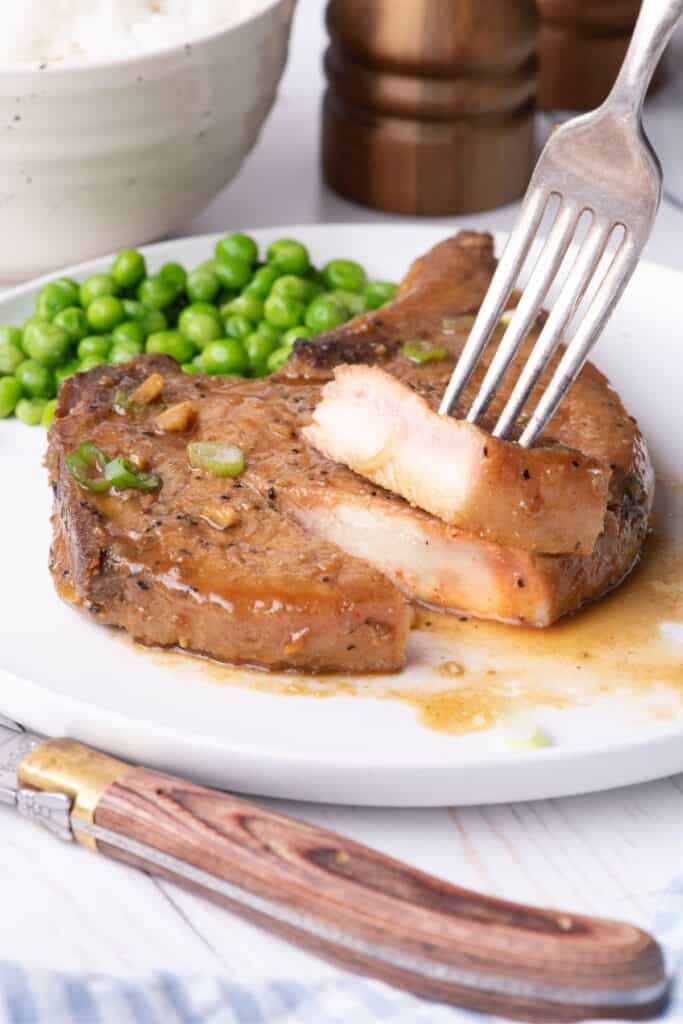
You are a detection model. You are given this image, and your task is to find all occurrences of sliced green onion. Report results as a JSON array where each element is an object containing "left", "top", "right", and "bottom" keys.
[
  {"left": 401, "top": 340, "right": 448, "bottom": 364},
  {"left": 65, "top": 442, "right": 110, "bottom": 492},
  {"left": 187, "top": 441, "right": 245, "bottom": 477},
  {"left": 498, "top": 710, "right": 552, "bottom": 751},
  {"left": 104, "top": 456, "right": 160, "bottom": 491}
]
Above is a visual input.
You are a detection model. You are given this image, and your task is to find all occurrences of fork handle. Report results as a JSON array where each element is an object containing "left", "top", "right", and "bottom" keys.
[{"left": 609, "top": 0, "right": 683, "bottom": 116}]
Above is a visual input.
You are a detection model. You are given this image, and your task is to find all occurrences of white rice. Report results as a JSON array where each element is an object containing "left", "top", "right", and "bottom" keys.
[{"left": 0, "top": 0, "right": 273, "bottom": 65}]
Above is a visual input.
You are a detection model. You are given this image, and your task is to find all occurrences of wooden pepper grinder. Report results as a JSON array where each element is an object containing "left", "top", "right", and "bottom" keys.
[
  {"left": 322, "top": 0, "right": 539, "bottom": 216},
  {"left": 537, "top": 0, "right": 651, "bottom": 110}
]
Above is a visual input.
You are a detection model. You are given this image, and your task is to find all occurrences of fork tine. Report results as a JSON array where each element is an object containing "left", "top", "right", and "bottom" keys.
[
  {"left": 518, "top": 233, "right": 640, "bottom": 448},
  {"left": 493, "top": 220, "right": 613, "bottom": 440},
  {"left": 466, "top": 201, "right": 580, "bottom": 426},
  {"left": 438, "top": 187, "right": 548, "bottom": 417}
]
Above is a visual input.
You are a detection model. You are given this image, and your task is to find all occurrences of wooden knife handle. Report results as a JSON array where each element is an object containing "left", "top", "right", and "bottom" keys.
[{"left": 87, "top": 766, "right": 666, "bottom": 1022}]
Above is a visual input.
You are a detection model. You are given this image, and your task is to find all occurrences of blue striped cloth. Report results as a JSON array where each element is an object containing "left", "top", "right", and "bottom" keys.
[{"left": 1, "top": 879, "right": 681, "bottom": 1024}]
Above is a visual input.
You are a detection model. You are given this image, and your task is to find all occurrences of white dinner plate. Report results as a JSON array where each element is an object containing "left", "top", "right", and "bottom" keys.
[{"left": 1, "top": 223, "right": 682, "bottom": 807}]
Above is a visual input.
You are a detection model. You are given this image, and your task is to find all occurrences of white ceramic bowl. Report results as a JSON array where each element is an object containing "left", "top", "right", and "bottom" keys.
[{"left": 0, "top": 0, "right": 295, "bottom": 283}]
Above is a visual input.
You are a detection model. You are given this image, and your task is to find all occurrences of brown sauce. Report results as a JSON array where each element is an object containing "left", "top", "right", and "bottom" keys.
[
  {"left": 400, "top": 533, "right": 683, "bottom": 733},
  {"left": 135, "top": 529, "right": 683, "bottom": 737}
]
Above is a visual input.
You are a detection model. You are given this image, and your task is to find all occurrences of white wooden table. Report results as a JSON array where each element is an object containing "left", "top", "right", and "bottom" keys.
[{"left": 2, "top": 0, "right": 683, "bottom": 987}]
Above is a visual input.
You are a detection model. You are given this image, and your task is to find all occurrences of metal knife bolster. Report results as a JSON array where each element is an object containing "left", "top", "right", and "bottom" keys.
[{"left": 0, "top": 719, "right": 126, "bottom": 849}]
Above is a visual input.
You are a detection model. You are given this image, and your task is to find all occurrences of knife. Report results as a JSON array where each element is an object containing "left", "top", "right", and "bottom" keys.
[{"left": 0, "top": 713, "right": 667, "bottom": 1022}]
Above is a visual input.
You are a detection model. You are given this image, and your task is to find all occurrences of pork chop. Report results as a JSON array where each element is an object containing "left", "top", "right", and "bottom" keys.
[
  {"left": 47, "top": 231, "right": 653, "bottom": 673},
  {"left": 304, "top": 364, "right": 612, "bottom": 555}
]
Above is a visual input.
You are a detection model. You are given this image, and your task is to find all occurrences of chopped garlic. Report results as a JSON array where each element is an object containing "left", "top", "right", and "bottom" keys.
[
  {"left": 155, "top": 400, "right": 197, "bottom": 433},
  {"left": 130, "top": 373, "right": 164, "bottom": 406},
  {"left": 201, "top": 503, "right": 240, "bottom": 530}
]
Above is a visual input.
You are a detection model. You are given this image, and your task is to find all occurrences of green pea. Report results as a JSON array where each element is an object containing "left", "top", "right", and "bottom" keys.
[
  {"left": 36, "top": 283, "right": 67, "bottom": 320},
  {"left": 215, "top": 233, "right": 258, "bottom": 268},
  {"left": 214, "top": 254, "right": 251, "bottom": 291},
  {"left": 53, "top": 306, "right": 89, "bottom": 344},
  {"left": 86, "top": 296, "right": 125, "bottom": 333},
  {"left": 281, "top": 325, "right": 313, "bottom": 345},
  {"left": 198, "top": 338, "right": 248, "bottom": 376},
  {"left": 364, "top": 280, "right": 397, "bottom": 310},
  {"left": 121, "top": 299, "right": 146, "bottom": 321},
  {"left": 78, "top": 354, "right": 106, "bottom": 372},
  {"left": 181, "top": 362, "right": 201, "bottom": 375},
  {"left": 197, "top": 259, "right": 219, "bottom": 274},
  {"left": 23, "top": 322, "right": 72, "bottom": 368},
  {"left": 56, "top": 276, "right": 79, "bottom": 293},
  {"left": 186, "top": 269, "right": 220, "bottom": 304},
  {"left": 16, "top": 360, "right": 55, "bottom": 398},
  {"left": 42, "top": 398, "right": 58, "bottom": 428},
  {"left": 305, "top": 295, "right": 348, "bottom": 334},
  {"left": 329, "top": 289, "right": 366, "bottom": 317},
  {"left": 158, "top": 261, "right": 187, "bottom": 290},
  {"left": 267, "top": 239, "right": 310, "bottom": 276},
  {"left": 138, "top": 309, "right": 168, "bottom": 338},
  {"left": 225, "top": 315, "right": 252, "bottom": 341},
  {"left": 78, "top": 335, "right": 111, "bottom": 361},
  {"left": 244, "top": 266, "right": 279, "bottom": 299},
  {"left": 80, "top": 274, "right": 118, "bottom": 307},
  {"left": 0, "top": 342, "right": 24, "bottom": 376},
  {"left": 178, "top": 307, "right": 223, "bottom": 349},
  {"left": 0, "top": 376, "right": 22, "bottom": 417},
  {"left": 245, "top": 331, "right": 277, "bottom": 369},
  {"left": 111, "top": 321, "right": 145, "bottom": 348},
  {"left": 22, "top": 317, "right": 48, "bottom": 350},
  {"left": 264, "top": 293, "right": 305, "bottom": 330},
  {"left": 15, "top": 397, "right": 48, "bottom": 426},
  {"left": 225, "top": 293, "right": 263, "bottom": 324},
  {"left": 270, "top": 275, "right": 314, "bottom": 304},
  {"left": 55, "top": 359, "right": 81, "bottom": 384},
  {"left": 110, "top": 339, "right": 143, "bottom": 364},
  {"left": 137, "top": 275, "right": 178, "bottom": 310},
  {"left": 111, "top": 249, "right": 146, "bottom": 290},
  {"left": 146, "top": 330, "right": 196, "bottom": 364},
  {"left": 0, "top": 326, "right": 23, "bottom": 350},
  {"left": 256, "top": 321, "right": 281, "bottom": 346},
  {"left": 321, "top": 259, "right": 366, "bottom": 293},
  {"left": 266, "top": 345, "right": 293, "bottom": 374}
]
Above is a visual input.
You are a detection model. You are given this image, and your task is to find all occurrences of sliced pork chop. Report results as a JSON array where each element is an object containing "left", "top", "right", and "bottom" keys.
[
  {"left": 48, "top": 357, "right": 411, "bottom": 673},
  {"left": 304, "top": 365, "right": 612, "bottom": 556},
  {"left": 274, "top": 231, "right": 653, "bottom": 626}
]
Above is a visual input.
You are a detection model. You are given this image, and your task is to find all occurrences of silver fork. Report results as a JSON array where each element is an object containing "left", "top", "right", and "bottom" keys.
[{"left": 439, "top": 0, "right": 683, "bottom": 447}]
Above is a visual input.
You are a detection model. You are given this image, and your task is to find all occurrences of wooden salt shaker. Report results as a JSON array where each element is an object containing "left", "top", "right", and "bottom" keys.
[
  {"left": 322, "top": 0, "right": 538, "bottom": 216},
  {"left": 537, "top": 0, "right": 644, "bottom": 110}
]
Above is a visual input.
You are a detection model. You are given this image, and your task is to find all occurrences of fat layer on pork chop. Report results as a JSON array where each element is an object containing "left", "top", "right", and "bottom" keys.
[{"left": 305, "top": 365, "right": 612, "bottom": 555}]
